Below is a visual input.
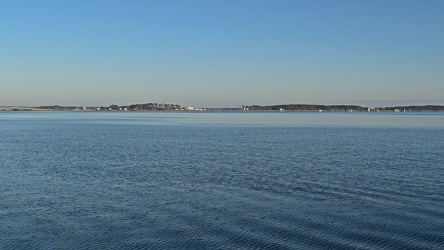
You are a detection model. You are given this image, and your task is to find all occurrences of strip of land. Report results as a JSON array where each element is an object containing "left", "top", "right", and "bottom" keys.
[
  {"left": 1, "top": 103, "right": 444, "bottom": 112},
  {"left": 241, "top": 104, "right": 444, "bottom": 112}
]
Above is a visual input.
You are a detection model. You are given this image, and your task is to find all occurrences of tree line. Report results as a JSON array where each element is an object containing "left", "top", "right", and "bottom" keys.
[
  {"left": 377, "top": 105, "right": 444, "bottom": 112},
  {"left": 243, "top": 104, "right": 368, "bottom": 111},
  {"left": 122, "top": 103, "right": 181, "bottom": 110},
  {"left": 243, "top": 104, "right": 444, "bottom": 112},
  {"left": 36, "top": 103, "right": 181, "bottom": 111}
]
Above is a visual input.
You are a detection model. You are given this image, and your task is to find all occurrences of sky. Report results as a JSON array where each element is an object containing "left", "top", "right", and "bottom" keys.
[{"left": 1, "top": 0, "right": 443, "bottom": 107}]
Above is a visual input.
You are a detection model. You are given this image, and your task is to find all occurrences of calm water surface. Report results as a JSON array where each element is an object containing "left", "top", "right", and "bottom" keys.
[{"left": 1, "top": 112, "right": 443, "bottom": 249}]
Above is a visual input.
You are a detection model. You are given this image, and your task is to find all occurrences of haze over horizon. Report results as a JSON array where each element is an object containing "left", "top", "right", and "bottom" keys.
[{"left": 1, "top": 1, "right": 443, "bottom": 108}]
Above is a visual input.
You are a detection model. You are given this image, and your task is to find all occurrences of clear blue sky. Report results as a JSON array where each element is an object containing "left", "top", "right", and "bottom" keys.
[{"left": 1, "top": 0, "right": 443, "bottom": 107}]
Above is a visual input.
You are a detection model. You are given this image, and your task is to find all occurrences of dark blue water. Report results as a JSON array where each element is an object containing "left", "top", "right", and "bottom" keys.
[{"left": 1, "top": 112, "right": 443, "bottom": 249}]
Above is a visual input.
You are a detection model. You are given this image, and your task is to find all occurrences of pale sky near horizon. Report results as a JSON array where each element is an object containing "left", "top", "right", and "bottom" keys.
[{"left": 1, "top": 0, "right": 443, "bottom": 107}]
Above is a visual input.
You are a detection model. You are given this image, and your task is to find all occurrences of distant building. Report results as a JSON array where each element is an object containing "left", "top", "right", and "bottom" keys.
[{"left": 184, "top": 106, "right": 204, "bottom": 111}]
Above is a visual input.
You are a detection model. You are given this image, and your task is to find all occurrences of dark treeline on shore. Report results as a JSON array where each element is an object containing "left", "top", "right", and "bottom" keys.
[
  {"left": 36, "top": 103, "right": 181, "bottom": 111},
  {"left": 381, "top": 105, "right": 444, "bottom": 112},
  {"left": 244, "top": 104, "right": 366, "bottom": 111},
  {"left": 4, "top": 103, "right": 443, "bottom": 112},
  {"left": 243, "top": 104, "right": 444, "bottom": 112},
  {"left": 113, "top": 103, "right": 181, "bottom": 111}
]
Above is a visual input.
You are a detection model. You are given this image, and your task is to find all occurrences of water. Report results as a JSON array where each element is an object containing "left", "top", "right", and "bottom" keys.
[{"left": 1, "top": 111, "right": 443, "bottom": 249}]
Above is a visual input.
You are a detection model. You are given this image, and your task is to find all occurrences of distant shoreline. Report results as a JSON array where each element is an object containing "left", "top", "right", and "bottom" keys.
[
  {"left": 2, "top": 103, "right": 444, "bottom": 113},
  {"left": 0, "top": 108, "right": 444, "bottom": 113}
]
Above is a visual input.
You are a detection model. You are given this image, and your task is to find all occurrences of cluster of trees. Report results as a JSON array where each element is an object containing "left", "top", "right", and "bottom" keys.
[
  {"left": 378, "top": 105, "right": 444, "bottom": 112},
  {"left": 115, "top": 103, "right": 181, "bottom": 111},
  {"left": 36, "top": 103, "right": 182, "bottom": 111},
  {"left": 244, "top": 104, "right": 368, "bottom": 111},
  {"left": 243, "top": 104, "right": 444, "bottom": 112},
  {"left": 36, "top": 105, "right": 81, "bottom": 110}
]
